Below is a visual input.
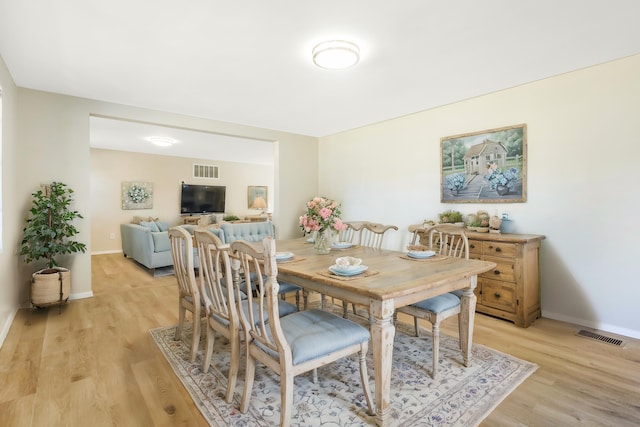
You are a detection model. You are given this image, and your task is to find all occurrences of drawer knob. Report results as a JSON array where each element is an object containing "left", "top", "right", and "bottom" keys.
[
  {"left": 494, "top": 292, "right": 501, "bottom": 298},
  {"left": 494, "top": 270, "right": 501, "bottom": 275},
  {"left": 495, "top": 247, "right": 502, "bottom": 252},
  {"left": 470, "top": 244, "right": 475, "bottom": 249}
]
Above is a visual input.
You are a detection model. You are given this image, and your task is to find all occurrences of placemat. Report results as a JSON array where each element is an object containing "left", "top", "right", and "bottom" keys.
[
  {"left": 399, "top": 254, "right": 448, "bottom": 262},
  {"left": 317, "top": 269, "right": 380, "bottom": 281},
  {"left": 276, "top": 256, "right": 306, "bottom": 264}
]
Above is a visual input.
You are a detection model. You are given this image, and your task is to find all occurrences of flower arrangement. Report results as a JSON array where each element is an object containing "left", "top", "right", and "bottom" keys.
[
  {"left": 128, "top": 185, "right": 151, "bottom": 203},
  {"left": 299, "top": 196, "right": 347, "bottom": 234},
  {"left": 445, "top": 173, "right": 466, "bottom": 191},
  {"left": 485, "top": 164, "right": 519, "bottom": 189}
]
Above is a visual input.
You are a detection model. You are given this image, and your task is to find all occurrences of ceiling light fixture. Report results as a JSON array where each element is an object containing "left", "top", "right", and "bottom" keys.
[
  {"left": 145, "top": 136, "right": 179, "bottom": 147},
  {"left": 312, "top": 40, "right": 360, "bottom": 70}
]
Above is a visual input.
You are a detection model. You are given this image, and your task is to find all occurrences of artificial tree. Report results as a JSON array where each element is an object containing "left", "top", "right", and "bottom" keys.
[{"left": 20, "top": 182, "right": 86, "bottom": 308}]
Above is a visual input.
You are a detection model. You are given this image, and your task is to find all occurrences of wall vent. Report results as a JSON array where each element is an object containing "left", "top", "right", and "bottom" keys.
[
  {"left": 193, "top": 164, "right": 219, "bottom": 179},
  {"left": 576, "top": 329, "right": 624, "bottom": 347}
]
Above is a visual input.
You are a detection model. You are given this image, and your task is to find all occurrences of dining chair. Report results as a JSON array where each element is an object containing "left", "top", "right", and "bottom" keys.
[
  {"left": 396, "top": 224, "right": 469, "bottom": 379},
  {"left": 343, "top": 222, "right": 398, "bottom": 318},
  {"left": 233, "top": 237, "right": 374, "bottom": 427},
  {"left": 169, "top": 226, "right": 204, "bottom": 363},
  {"left": 194, "top": 229, "right": 241, "bottom": 403}
]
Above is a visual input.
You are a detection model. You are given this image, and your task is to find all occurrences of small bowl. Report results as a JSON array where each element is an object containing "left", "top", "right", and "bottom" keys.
[{"left": 335, "top": 256, "right": 362, "bottom": 268}]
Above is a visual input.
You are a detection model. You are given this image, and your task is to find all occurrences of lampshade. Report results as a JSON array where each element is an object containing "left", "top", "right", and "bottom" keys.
[
  {"left": 312, "top": 40, "right": 360, "bottom": 70},
  {"left": 251, "top": 196, "right": 267, "bottom": 209}
]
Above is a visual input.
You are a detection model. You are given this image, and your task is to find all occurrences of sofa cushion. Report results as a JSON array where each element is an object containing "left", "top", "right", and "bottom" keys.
[
  {"left": 151, "top": 232, "right": 171, "bottom": 253},
  {"left": 132, "top": 215, "right": 159, "bottom": 225},
  {"left": 140, "top": 221, "right": 160, "bottom": 232},
  {"left": 220, "top": 222, "right": 275, "bottom": 243},
  {"left": 156, "top": 221, "right": 170, "bottom": 232}
]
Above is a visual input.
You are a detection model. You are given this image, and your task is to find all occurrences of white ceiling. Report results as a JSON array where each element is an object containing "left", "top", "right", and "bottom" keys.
[{"left": 1, "top": 1, "right": 640, "bottom": 160}]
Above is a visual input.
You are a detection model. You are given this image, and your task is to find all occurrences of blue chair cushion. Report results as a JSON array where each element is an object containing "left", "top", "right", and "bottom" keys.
[
  {"left": 277, "top": 281, "right": 302, "bottom": 294},
  {"left": 230, "top": 299, "right": 296, "bottom": 328},
  {"left": 278, "top": 309, "right": 370, "bottom": 365},
  {"left": 412, "top": 293, "right": 461, "bottom": 313},
  {"left": 450, "top": 289, "right": 464, "bottom": 298}
]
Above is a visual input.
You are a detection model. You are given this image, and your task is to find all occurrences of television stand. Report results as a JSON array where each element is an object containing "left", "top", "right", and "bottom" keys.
[{"left": 182, "top": 216, "right": 201, "bottom": 225}]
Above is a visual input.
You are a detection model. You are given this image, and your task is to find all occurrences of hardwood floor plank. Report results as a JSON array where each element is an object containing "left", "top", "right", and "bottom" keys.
[{"left": 0, "top": 253, "right": 638, "bottom": 426}]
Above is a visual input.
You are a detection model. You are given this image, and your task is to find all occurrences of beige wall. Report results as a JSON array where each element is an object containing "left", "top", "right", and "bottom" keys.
[
  {"left": 4, "top": 86, "right": 317, "bottom": 325},
  {"left": 90, "top": 148, "right": 274, "bottom": 253},
  {"left": 319, "top": 54, "right": 640, "bottom": 339},
  {"left": 0, "top": 55, "right": 21, "bottom": 344}
]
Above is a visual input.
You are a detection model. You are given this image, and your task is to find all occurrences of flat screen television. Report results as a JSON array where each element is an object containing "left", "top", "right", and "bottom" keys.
[{"left": 180, "top": 183, "right": 226, "bottom": 215}]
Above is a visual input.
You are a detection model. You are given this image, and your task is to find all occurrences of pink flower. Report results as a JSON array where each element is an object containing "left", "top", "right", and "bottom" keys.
[
  {"left": 318, "top": 207, "right": 333, "bottom": 220},
  {"left": 333, "top": 218, "right": 347, "bottom": 231}
]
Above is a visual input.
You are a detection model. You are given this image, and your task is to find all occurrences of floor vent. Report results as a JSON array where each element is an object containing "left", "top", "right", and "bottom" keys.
[{"left": 576, "top": 329, "right": 624, "bottom": 347}]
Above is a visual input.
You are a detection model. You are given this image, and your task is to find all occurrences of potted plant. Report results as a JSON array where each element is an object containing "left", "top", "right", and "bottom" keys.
[{"left": 20, "top": 182, "right": 86, "bottom": 308}]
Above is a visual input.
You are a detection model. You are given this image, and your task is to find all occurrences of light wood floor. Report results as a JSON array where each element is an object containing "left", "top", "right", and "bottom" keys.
[{"left": 1, "top": 253, "right": 638, "bottom": 426}]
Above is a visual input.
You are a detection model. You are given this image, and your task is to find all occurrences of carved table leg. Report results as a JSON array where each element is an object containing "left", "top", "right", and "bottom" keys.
[
  {"left": 369, "top": 299, "right": 395, "bottom": 426},
  {"left": 459, "top": 275, "right": 477, "bottom": 367}
]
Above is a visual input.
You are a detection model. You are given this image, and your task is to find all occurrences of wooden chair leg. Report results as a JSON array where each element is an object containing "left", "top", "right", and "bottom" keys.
[
  {"left": 432, "top": 322, "right": 440, "bottom": 379},
  {"left": 202, "top": 326, "right": 215, "bottom": 373},
  {"left": 240, "top": 352, "right": 256, "bottom": 413},
  {"left": 414, "top": 317, "right": 420, "bottom": 337},
  {"left": 226, "top": 334, "right": 240, "bottom": 403},
  {"left": 175, "top": 304, "right": 185, "bottom": 340},
  {"left": 358, "top": 344, "right": 375, "bottom": 415},
  {"left": 281, "top": 373, "right": 294, "bottom": 427},
  {"left": 190, "top": 315, "right": 200, "bottom": 363}
]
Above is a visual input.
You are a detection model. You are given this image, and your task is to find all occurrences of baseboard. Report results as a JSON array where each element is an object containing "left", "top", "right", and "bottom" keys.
[
  {"left": 91, "top": 250, "right": 122, "bottom": 255},
  {"left": 0, "top": 308, "right": 18, "bottom": 350},
  {"left": 542, "top": 310, "right": 640, "bottom": 340},
  {"left": 70, "top": 291, "right": 93, "bottom": 301}
]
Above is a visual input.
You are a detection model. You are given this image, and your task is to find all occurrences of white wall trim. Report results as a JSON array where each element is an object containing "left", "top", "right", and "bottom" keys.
[
  {"left": 91, "top": 250, "right": 122, "bottom": 255},
  {"left": 543, "top": 310, "right": 640, "bottom": 340},
  {"left": 70, "top": 291, "right": 93, "bottom": 301},
  {"left": 0, "top": 309, "right": 18, "bottom": 350}
]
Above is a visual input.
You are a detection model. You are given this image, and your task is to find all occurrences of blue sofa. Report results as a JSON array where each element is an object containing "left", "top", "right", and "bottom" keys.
[{"left": 120, "top": 221, "right": 274, "bottom": 272}]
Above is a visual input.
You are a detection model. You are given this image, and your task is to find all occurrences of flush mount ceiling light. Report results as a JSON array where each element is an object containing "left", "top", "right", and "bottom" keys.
[
  {"left": 145, "top": 136, "right": 179, "bottom": 147},
  {"left": 312, "top": 40, "right": 360, "bottom": 70}
]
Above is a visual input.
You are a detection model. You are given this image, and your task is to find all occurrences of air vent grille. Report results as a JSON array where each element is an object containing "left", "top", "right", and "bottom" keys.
[
  {"left": 576, "top": 329, "right": 624, "bottom": 347},
  {"left": 193, "top": 164, "right": 219, "bottom": 179}
]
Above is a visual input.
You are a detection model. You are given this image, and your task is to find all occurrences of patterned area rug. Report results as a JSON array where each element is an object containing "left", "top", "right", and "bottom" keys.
[{"left": 150, "top": 311, "right": 537, "bottom": 426}]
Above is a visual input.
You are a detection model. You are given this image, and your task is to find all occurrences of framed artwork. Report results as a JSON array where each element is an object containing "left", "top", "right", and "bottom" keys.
[
  {"left": 247, "top": 186, "right": 268, "bottom": 209},
  {"left": 122, "top": 181, "right": 154, "bottom": 210},
  {"left": 441, "top": 124, "right": 527, "bottom": 203}
]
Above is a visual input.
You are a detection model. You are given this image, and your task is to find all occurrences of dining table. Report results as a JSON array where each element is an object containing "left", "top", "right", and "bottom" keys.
[{"left": 273, "top": 238, "right": 497, "bottom": 427}]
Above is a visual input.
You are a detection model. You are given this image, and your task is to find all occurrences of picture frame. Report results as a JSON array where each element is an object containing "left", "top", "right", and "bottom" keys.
[
  {"left": 441, "top": 124, "right": 527, "bottom": 203},
  {"left": 122, "top": 181, "right": 154, "bottom": 210},
  {"left": 247, "top": 186, "right": 268, "bottom": 209}
]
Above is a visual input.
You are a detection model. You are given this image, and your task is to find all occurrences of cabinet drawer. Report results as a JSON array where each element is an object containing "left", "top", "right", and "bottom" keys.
[
  {"left": 468, "top": 239, "right": 482, "bottom": 255},
  {"left": 482, "top": 241, "right": 517, "bottom": 258},
  {"left": 481, "top": 256, "right": 516, "bottom": 282},
  {"left": 480, "top": 278, "right": 516, "bottom": 313}
]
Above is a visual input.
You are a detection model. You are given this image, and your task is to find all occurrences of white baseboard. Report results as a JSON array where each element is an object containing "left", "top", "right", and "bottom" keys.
[
  {"left": 542, "top": 310, "right": 640, "bottom": 340},
  {"left": 91, "top": 250, "right": 122, "bottom": 255},
  {"left": 0, "top": 308, "right": 18, "bottom": 349},
  {"left": 70, "top": 291, "right": 93, "bottom": 301}
]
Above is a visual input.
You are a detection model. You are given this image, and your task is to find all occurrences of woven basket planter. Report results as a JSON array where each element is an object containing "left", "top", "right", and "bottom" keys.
[{"left": 31, "top": 267, "right": 70, "bottom": 308}]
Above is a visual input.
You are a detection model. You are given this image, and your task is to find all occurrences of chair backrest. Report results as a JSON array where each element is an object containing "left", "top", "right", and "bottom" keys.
[
  {"left": 232, "top": 237, "right": 289, "bottom": 360},
  {"left": 220, "top": 221, "right": 275, "bottom": 244},
  {"left": 338, "top": 221, "right": 367, "bottom": 244},
  {"left": 168, "top": 226, "right": 200, "bottom": 302},
  {"left": 427, "top": 224, "right": 469, "bottom": 259},
  {"left": 194, "top": 229, "right": 239, "bottom": 329},
  {"left": 360, "top": 223, "right": 399, "bottom": 249}
]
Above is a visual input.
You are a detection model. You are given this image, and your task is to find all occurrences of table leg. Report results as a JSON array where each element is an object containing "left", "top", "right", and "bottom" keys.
[
  {"left": 459, "top": 275, "right": 477, "bottom": 367},
  {"left": 369, "top": 300, "right": 395, "bottom": 426}
]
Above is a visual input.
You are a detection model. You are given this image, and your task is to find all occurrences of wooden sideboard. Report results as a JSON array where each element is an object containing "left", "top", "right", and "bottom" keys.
[{"left": 413, "top": 228, "right": 545, "bottom": 327}]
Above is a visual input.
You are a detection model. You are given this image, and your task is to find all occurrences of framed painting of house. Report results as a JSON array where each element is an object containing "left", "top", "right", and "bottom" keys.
[{"left": 441, "top": 124, "right": 527, "bottom": 203}]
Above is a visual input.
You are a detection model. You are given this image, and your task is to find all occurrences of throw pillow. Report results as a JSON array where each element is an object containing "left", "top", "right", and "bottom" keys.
[
  {"left": 140, "top": 221, "right": 160, "bottom": 232},
  {"left": 155, "top": 221, "right": 170, "bottom": 232}
]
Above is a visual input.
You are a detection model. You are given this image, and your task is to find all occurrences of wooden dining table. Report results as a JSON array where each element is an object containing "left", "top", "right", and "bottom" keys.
[{"left": 273, "top": 238, "right": 497, "bottom": 427}]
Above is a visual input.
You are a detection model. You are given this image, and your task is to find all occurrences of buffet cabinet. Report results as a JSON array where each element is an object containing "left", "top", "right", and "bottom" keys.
[{"left": 413, "top": 229, "right": 545, "bottom": 327}]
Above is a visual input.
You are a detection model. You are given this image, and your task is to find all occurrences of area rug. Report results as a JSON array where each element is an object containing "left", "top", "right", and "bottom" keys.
[{"left": 150, "top": 313, "right": 537, "bottom": 426}]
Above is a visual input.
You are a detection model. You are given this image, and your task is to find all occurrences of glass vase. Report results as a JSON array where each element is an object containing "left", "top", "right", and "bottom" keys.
[{"left": 313, "top": 229, "right": 332, "bottom": 254}]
